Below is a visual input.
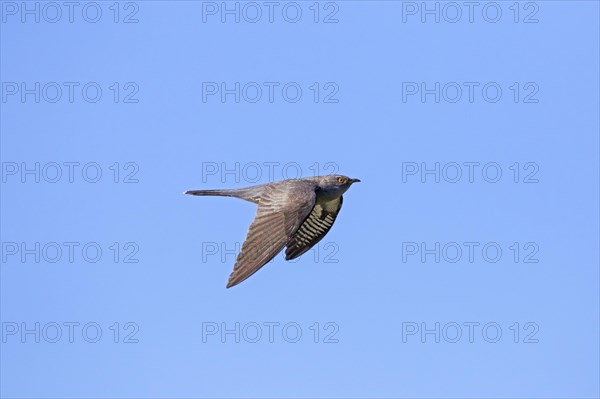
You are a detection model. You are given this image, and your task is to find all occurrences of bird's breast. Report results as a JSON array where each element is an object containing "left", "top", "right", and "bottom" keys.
[{"left": 315, "top": 193, "right": 342, "bottom": 212}]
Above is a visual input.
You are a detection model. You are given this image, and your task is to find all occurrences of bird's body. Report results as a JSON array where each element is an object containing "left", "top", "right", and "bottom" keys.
[{"left": 185, "top": 175, "right": 360, "bottom": 288}]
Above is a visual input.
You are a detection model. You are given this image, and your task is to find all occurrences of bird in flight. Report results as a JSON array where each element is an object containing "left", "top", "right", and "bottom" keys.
[{"left": 185, "top": 175, "right": 360, "bottom": 288}]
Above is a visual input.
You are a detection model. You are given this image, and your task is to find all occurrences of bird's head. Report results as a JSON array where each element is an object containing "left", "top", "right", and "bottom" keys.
[{"left": 317, "top": 174, "right": 361, "bottom": 195}]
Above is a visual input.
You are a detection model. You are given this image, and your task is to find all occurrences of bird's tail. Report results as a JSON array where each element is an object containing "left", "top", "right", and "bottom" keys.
[
  {"left": 184, "top": 189, "right": 241, "bottom": 197},
  {"left": 184, "top": 187, "right": 263, "bottom": 204}
]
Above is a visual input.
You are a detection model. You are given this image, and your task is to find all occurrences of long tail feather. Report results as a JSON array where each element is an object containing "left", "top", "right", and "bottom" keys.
[
  {"left": 184, "top": 187, "right": 263, "bottom": 204},
  {"left": 184, "top": 189, "right": 238, "bottom": 197}
]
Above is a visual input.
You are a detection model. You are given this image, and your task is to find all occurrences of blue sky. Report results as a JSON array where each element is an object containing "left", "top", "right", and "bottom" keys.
[{"left": 1, "top": 1, "right": 599, "bottom": 398}]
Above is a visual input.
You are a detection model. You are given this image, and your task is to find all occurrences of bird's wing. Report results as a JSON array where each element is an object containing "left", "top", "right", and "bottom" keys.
[
  {"left": 226, "top": 182, "right": 317, "bottom": 288},
  {"left": 285, "top": 196, "right": 343, "bottom": 260}
]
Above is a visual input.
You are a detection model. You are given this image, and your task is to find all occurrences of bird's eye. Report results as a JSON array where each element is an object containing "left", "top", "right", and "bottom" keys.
[{"left": 337, "top": 177, "right": 346, "bottom": 184}]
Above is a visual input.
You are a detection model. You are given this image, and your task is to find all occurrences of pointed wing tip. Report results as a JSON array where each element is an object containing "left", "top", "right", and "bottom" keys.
[
  {"left": 284, "top": 249, "right": 303, "bottom": 261},
  {"left": 226, "top": 279, "right": 238, "bottom": 288},
  {"left": 284, "top": 250, "right": 296, "bottom": 261},
  {"left": 226, "top": 272, "right": 240, "bottom": 288}
]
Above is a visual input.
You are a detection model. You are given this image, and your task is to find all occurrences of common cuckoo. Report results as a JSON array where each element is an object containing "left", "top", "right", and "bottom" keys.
[{"left": 185, "top": 175, "right": 360, "bottom": 288}]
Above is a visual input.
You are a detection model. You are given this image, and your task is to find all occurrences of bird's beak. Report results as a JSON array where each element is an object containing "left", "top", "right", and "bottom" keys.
[{"left": 350, "top": 178, "right": 361, "bottom": 183}]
